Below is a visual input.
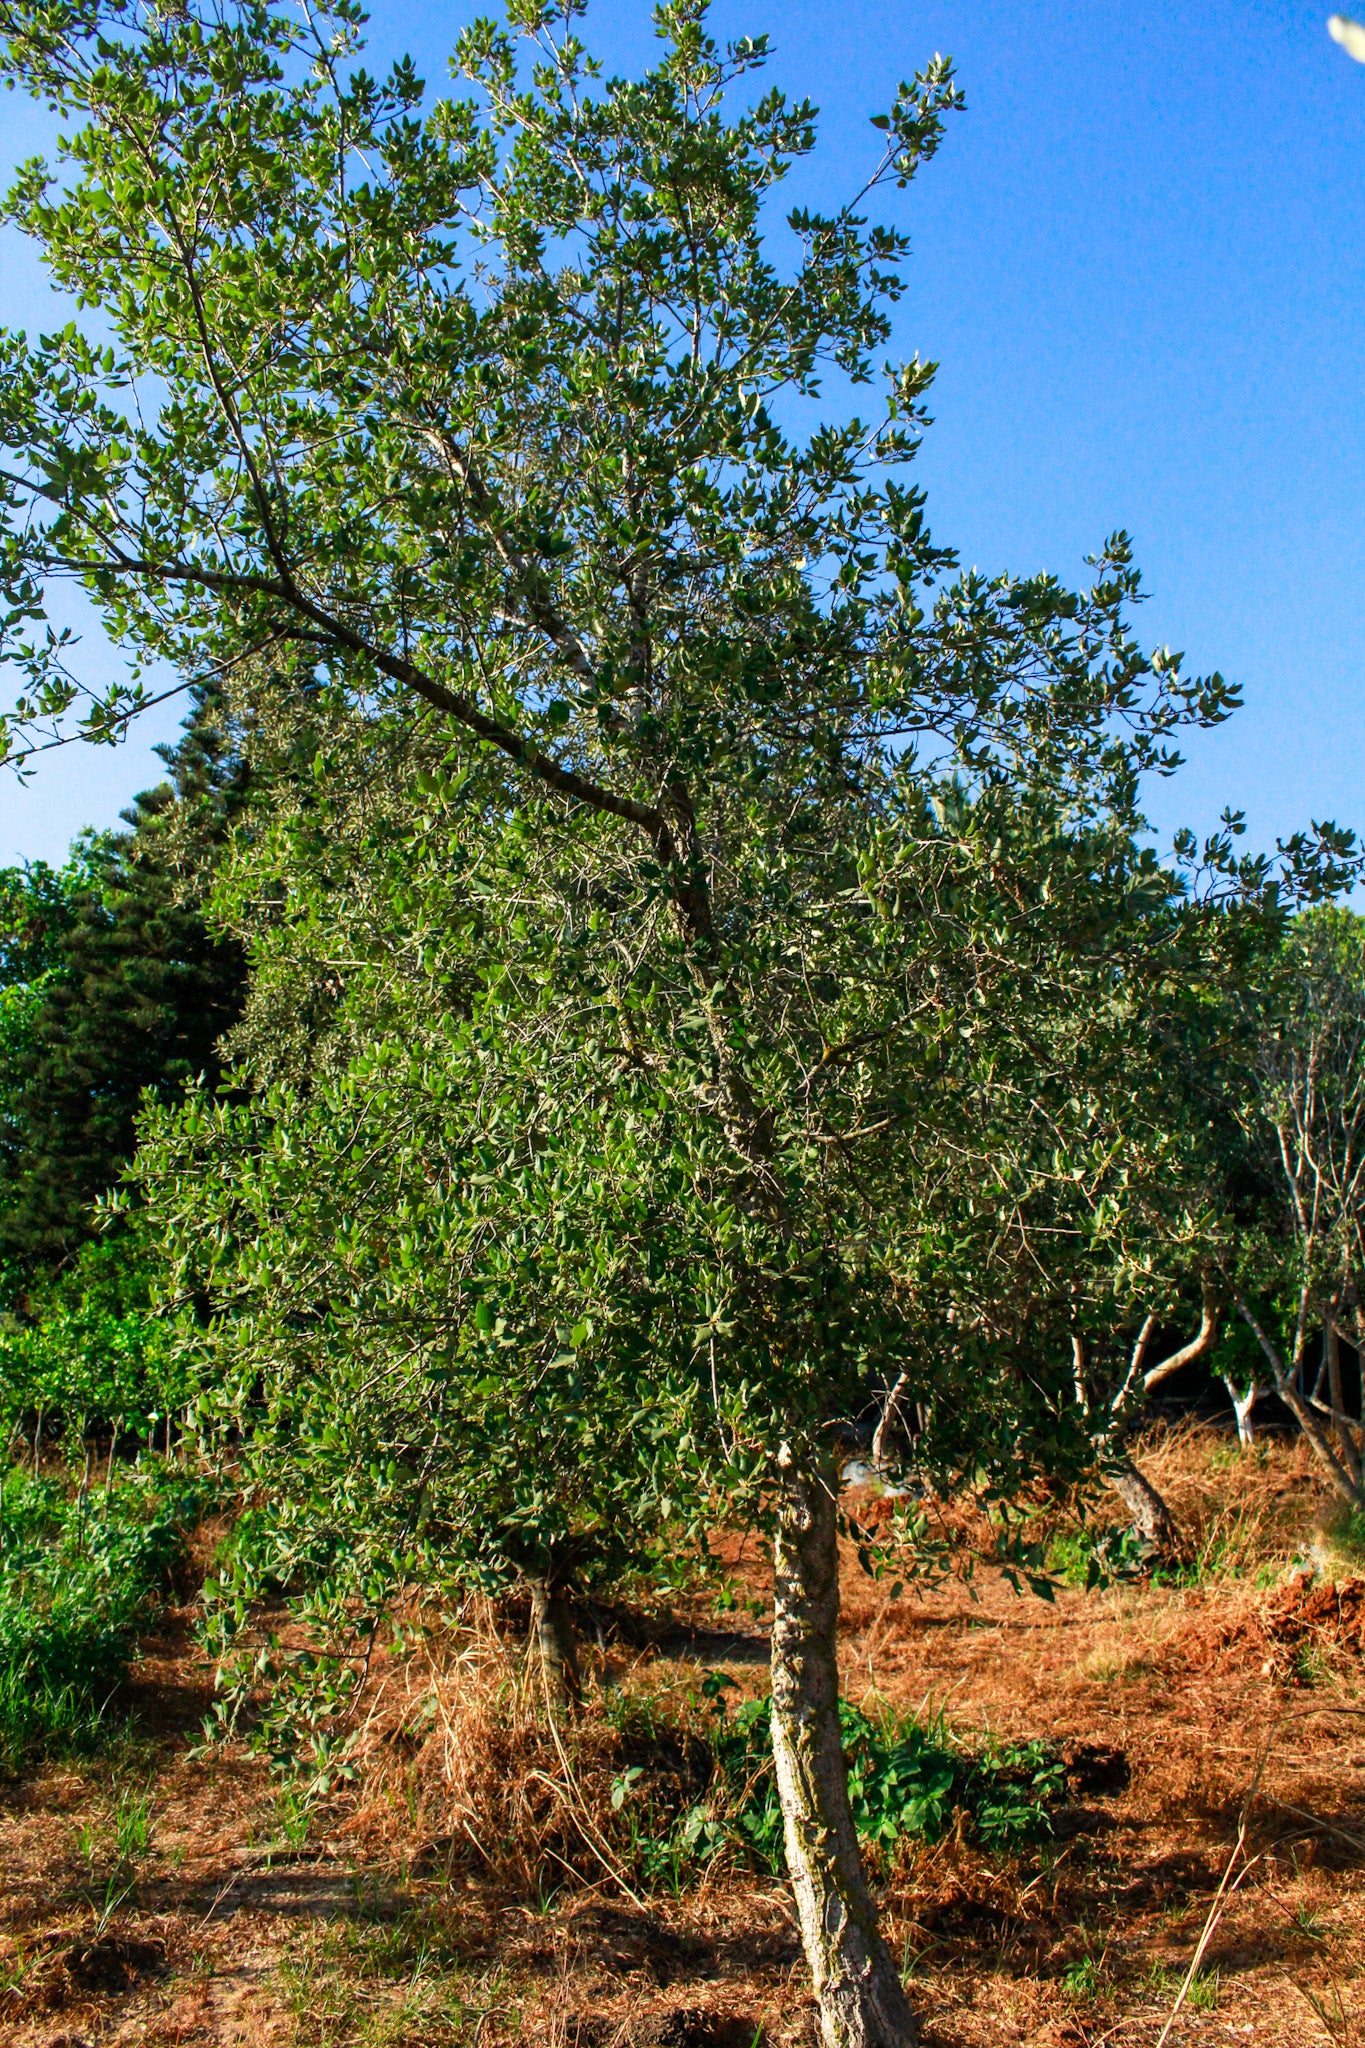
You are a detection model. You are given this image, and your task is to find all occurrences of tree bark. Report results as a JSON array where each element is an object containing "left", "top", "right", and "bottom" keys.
[
  {"left": 528, "top": 1577, "right": 583, "bottom": 1710},
  {"left": 1107, "top": 1455, "right": 1179, "bottom": 1551},
  {"left": 1234, "top": 1295, "right": 1362, "bottom": 1505},
  {"left": 770, "top": 1456, "right": 916, "bottom": 2048}
]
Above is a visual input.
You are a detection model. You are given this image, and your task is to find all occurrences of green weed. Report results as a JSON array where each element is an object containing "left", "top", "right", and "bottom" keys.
[
  {"left": 112, "top": 1788, "right": 153, "bottom": 1861},
  {"left": 1186, "top": 1969, "right": 1220, "bottom": 2011},
  {"left": 1046, "top": 1522, "right": 1148, "bottom": 1589},
  {"left": 1146, "top": 1961, "right": 1220, "bottom": 2011},
  {"left": 1063, "top": 1954, "right": 1108, "bottom": 1999}
]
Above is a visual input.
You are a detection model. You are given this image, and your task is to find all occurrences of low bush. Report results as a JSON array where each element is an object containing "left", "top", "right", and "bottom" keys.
[
  {"left": 0, "top": 1461, "right": 204, "bottom": 1767},
  {"left": 1046, "top": 1521, "right": 1149, "bottom": 1589},
  {"left": 612, "top": 1683, "right": 1069, "bottom": 1884}
]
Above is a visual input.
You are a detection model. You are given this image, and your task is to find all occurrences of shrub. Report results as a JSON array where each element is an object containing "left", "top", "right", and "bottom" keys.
[
  {"left": 0, "top": 1462, "right": 202, "bottom": 1766},
  {"left": 680, "top": 1690, "right": 1067, "bottom": 1876}
]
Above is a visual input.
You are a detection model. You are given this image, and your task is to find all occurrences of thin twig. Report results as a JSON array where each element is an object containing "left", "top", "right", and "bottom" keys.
[{"left": 1154, "top": 1732, "right": 1275, "bottom": 2048}]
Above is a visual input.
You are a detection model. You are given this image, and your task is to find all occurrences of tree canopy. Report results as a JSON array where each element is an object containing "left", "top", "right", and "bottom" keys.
[{"left": 0, "top": 6, "right": 1358, "bottom": 2043}]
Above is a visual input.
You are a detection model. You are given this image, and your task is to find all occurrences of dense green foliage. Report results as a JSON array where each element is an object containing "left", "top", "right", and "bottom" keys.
[
  {"left": 0, "top": 1461, "right": 201, "bottom": 1767},
  {"left": 0, "top": 5, "right": 1359, "bottom": 2030},
  {"left": 0, "top": 1223, "right": 191, "bottom": 1449},
  {"left": 706, "top": 1693, "right": 1065, "bottom": 1872},
  {"left": 0, "top": 689, "right": 246, "bottom": 1284}
]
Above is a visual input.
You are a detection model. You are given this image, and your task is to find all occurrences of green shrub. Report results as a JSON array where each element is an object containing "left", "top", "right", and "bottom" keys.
[
  {"left": 0, "top": 1463, "right": 203, "bottom": 1767},
  {"left": 1046, "top": 1521, "right": 1149, "bottom": 1589},
  {"left": 676, "top": 1690, "right": 1067, "bottom": 1877}
]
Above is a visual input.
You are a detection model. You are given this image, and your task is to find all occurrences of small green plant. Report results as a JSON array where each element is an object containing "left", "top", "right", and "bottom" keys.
[
  {"left": 610, "top": 1764, "right": 644, "bottom": 1810},
  {"left": 113, "top": 1788, "right": 152, "bottom": 1861},
  {"left": 1291, "top": 1642, "right": 1329, "bottom": 1687},
  {"left": 1046, "top": 1521, "right": 1148, "bottom": 1590},
  {"left": 1063, "top": 1954, "right": 1107, "bottom": 1999},
  {"left": 1146, "top": 1960, "right": 1220, "bottom": 2012},
  {"left": 1185, "top": 1968, "right": 1220, "bottom": 2011},
  {"left": 273, "top": 1780, "right": 313, "bottom": 1852}
]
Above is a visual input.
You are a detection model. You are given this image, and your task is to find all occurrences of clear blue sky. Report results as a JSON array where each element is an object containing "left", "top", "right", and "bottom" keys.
[{"left": 1, "top": 0, "right": 1361, "bottom": 868}]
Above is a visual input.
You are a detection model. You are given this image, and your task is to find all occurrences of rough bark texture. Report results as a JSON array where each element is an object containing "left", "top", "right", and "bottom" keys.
[
  {"left": 528, "top": 1578, "right": 583, "bottom": 1709},
  {"left": 1109, "top": 1455, "right": 1179, "bottom": 1551},
  {"left": 770, "top": 1460, "right": 917, "bottom": 2048}
]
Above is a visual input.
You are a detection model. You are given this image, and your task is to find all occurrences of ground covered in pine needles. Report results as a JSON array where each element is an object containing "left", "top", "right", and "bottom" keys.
[{"left": 3, "top": 1424, "right": 1364, "bottom": 2047}]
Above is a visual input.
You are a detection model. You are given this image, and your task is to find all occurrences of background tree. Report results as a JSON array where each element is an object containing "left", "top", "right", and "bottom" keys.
[
  {"left": 1225, "top": 908, "right": 1365, "bottom": 1503},
  {"left": 0, "top": 688, "right": 246, "bottom": 1283}
]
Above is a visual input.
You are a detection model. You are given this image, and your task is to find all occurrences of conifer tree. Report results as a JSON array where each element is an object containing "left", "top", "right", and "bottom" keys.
[{"left": 0, "top": 688, "right": 246, "bottom": 1278}]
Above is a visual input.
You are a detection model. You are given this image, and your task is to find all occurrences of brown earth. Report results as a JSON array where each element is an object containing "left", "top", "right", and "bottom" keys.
[{"left": 3, "top": 1423, "right": 1364, "bottom": 2046}]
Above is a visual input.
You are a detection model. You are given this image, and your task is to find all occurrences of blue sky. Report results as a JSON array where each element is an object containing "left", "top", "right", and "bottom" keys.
[{"left": 1, "top": 0, "right": 1361, "bottom": 868}]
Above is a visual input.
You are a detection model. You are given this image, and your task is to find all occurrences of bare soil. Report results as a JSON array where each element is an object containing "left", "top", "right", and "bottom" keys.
[{"left": 3, "top": 1425, "right": 1363, "bottom": 2046}]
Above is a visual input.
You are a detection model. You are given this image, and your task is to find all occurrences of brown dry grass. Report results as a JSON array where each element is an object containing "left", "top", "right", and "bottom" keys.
[{"left": 3, "top": 1423, "right": 1365, "bottom": 2047}]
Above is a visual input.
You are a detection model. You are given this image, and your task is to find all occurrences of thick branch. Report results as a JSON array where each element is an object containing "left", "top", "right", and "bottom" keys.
[{"left": 41, "top": 548, "right": 663, "bottom": 839}]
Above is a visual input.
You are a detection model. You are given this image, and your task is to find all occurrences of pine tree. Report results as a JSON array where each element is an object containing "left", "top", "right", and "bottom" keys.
[{"left": 0, "top": 688, "right": 247, "bottom": 1281}]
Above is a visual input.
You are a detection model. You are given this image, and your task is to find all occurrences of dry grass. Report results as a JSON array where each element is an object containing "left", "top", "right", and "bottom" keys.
[
  {"left": 1135, "top": 1417, "right": 1331, "bottom": 1581},
  {"left": 3, "top": 1424, "right": 1365, "bottom": 2045}
]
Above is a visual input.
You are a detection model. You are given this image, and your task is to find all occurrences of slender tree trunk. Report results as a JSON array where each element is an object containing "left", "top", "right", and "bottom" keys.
[
  {"left": 871, "top": 1372, "right": 910, "bottom": 1471},
  {"left": 1325, "top": 1322, "right": 1362, "bottom": 1482},
  {"left": 1107, "top": 1455, "right": 1179, "bottom": 1551},
  {"left": 1224, "top": 1377, "right": 1261, "bottom": 1449},
  {"left": 770, "top": 1456, "right": 916, "bottom": 2048},
  {"left": 1235, "top": 1295, "right": 1362, "bottom": 1505},
  {"left": 528, "top": 1577, "right": 583, "bottom": 1710}
]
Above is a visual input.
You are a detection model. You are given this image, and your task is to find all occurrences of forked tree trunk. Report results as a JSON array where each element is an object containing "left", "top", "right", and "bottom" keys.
[
  {"left": 1107, "top": 1455, "right": 1179, "bottom": 1552},
  {"left": 871, "top": 1371, "right": 911, "bottom": 1471},
  {"left": 528, "top": 1577, "right": 583, "bottom": 1710},
  {"left": 1234, "top": 1295, "right": 1363, "bottom": 1507},
  {"left": 770, "top": 1457, "right": 916, "bottom": 2048},
  {"left": 1224, "top": 1377, "right": 1261, "bottom": 1450}
]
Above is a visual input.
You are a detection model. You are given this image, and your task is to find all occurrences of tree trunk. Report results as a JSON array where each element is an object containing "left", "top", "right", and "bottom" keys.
[
  {"left": 528, "top": 1577, "right": 583, "bottom": 1710},
  {"left": 1234, "top": 1295, "right": 1362, "bottom": 1505},
  {"left": 1107, "top": 1455, "right": 1179, "bottom": 1551},
  {"left": 1325, "top": 1322, "right": 1362, "bottom": 1483},
  {"left": 1224, "top": 1377, "right": 1261, "bottom": 1450},
  {"left": 871, "top": 1372, "right": 910, "bottom": 1471},
  {"left": 770, "top": 1457, "right": 916, "bottom": 2048}
]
